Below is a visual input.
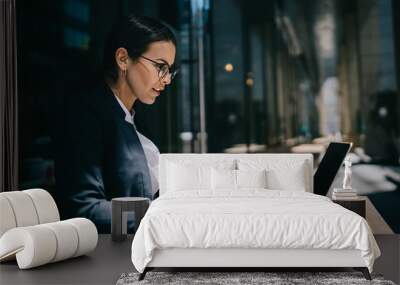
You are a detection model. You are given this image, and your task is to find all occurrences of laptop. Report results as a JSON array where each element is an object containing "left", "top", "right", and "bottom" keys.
[{"left": 313, "top": 142, "right": 353, "bottom": 196}]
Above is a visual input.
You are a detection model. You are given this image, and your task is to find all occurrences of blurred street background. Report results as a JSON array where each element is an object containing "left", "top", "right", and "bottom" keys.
[{"left": 16, "top": 0, "right": 400, "bottom": 232}]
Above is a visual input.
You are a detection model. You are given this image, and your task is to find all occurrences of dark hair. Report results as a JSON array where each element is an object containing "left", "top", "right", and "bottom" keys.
[{"left": 103, "top": 15, "right": 177, "bottom": 83}]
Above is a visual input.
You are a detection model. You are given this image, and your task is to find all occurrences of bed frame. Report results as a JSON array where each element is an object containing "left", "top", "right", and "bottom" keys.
[
  {"left": 138, "top": 248, "right": 371, "bottom": 280},
  {"left": 137, "top": 154, "right": 372, "bottom": 281}
]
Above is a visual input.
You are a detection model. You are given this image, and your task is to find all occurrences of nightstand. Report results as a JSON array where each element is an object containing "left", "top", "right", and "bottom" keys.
[
  {"left": 111, "top": 197, "right": 150, "bottom": 241},
  {"left": 332, "top": 196, "right": 366, "bottom": 218}
]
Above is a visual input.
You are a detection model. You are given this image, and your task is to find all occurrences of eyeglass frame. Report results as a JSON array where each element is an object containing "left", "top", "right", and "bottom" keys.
[{"left": 139, "top": 55, "right": 178, "bottom": 81}]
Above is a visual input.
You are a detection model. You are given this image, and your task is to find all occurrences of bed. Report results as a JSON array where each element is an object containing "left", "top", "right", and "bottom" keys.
[{"left": 131, "top": 154, "right": 380, "bottom": 280}]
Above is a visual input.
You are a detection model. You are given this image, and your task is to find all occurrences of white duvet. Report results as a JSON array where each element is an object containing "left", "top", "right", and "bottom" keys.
[{"left": 131, "top": 190, "right": 380, "bottom": 273}]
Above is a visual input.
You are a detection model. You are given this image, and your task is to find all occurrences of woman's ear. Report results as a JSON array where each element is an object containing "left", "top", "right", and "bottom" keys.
[{"left": 115, "top": 47, "right": 129, "bottom": 72}]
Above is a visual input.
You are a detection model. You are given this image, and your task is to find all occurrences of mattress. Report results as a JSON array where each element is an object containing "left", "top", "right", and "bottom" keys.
[{"left": 131, "top": 190, "right": 380, "bottom": 273}]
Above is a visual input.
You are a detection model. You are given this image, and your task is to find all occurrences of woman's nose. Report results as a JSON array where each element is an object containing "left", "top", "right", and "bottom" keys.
[{"left": 162, "top": 74, "right": 172, "bottom": 85}]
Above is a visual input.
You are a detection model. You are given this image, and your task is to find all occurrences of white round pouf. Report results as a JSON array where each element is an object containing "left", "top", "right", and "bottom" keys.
[
  {"left": 1, "top": 191, "right": 39, "bottom": 227},
  {"left": 65, "top": 218, "right": 98, "bottom": 257},
  {"left": 24, "top": 189, "right": 60, "bottom": 224},
  {"left": 0, "top": 195, "right": 17, "bottom": 237},
  {"left": 0, "top": 189, "right": 98, "bottom": 269},
  {"left": 42, "top": 221, "right": 79, "bottom": 262},
  {"left": 0, "top": 226, "right": 57, "bottom": 269}
]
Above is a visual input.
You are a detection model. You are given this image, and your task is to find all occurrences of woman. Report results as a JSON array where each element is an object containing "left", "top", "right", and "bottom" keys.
[{"left": 54, "top": 15, "right": 177, "bottom": 233}]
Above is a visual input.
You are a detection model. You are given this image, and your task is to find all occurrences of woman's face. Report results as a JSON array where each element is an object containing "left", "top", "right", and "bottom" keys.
[{"left": 126, "top": 41, "right": 176, "bottom": 104}]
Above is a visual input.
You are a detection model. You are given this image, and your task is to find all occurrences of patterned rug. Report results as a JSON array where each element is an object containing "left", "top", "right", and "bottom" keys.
[{"left": 116, "top": 271, "right": 396, "bottom": 285}]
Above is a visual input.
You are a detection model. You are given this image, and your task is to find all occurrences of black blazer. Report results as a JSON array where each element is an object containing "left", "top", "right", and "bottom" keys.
[{"left": 54, "top": 82, "right": 152, "bottom": 233}]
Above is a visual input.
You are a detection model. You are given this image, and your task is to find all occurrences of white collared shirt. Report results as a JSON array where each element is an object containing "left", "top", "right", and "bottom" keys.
[{"left": 114, "top": 95, "right": 160, "bottom": 196}]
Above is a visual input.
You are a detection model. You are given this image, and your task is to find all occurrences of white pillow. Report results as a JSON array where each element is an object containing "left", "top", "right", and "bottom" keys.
[
  {"left": 167, "top": 162, "right": 211, "bottom": 191},
  {"left": 211, "top": 169, "right": 268, "bottom": 190},
  {"left": 266, "top": 165, "right": 306, "bottom": 191},
  {"left": 211, "top": 168, "right": 236, "bottom": 190},
  {"left": 237, "top": 159, "right": 308, "bottom": 191},
  {"left": 236, "top": 169, "right": 267, "bottom": 189}
]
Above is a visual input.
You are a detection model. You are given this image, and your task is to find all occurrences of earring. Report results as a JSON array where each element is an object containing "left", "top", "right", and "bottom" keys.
[{"left": 122, "top": 69, "right": 127, "bottom": 78}]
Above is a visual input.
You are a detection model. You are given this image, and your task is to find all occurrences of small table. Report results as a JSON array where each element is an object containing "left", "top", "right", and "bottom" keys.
[
  {"left": 111, "top": 197, "right": 150, "bottom": 242},
  {"left": 332, "top": 196, "right": 366, "bottom": 218}
]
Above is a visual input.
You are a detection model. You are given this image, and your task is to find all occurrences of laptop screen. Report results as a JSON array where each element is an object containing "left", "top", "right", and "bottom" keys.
[{"left": 313, "top": 142, "right": 352, "bottom": 196}]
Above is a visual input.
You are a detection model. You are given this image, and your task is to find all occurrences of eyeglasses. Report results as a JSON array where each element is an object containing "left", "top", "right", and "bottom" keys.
[{"left": 139, "top": 55, "right": 178, "bottom": 81}]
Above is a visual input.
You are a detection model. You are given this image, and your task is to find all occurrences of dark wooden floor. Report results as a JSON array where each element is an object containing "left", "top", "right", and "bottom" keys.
[{"left": 0, "top": 234, "right": 398, "bottom": 284}]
